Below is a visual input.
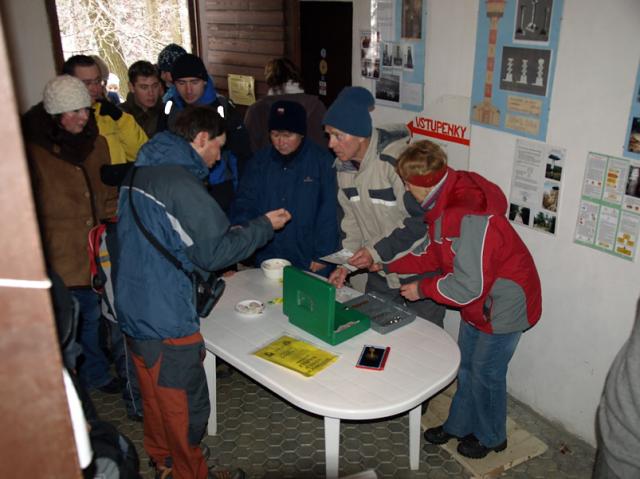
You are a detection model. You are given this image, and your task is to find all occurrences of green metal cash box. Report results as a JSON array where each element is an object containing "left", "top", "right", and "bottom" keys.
[{"left": 283, "top": 266, "right": 370, "bottom": 346}]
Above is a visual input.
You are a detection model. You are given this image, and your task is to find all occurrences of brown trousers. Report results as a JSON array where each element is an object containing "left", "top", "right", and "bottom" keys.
[{"left": 129, "top": 331, "right": 209, "bottom": 479}]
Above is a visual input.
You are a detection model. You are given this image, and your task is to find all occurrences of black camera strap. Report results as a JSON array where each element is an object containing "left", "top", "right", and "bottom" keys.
[{"left": 127, "top": 167, "right": 192, "bottom": 281}]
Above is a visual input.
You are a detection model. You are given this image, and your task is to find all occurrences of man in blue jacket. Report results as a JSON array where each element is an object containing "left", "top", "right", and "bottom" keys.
[
  {"left": 231, "top": 100, "right": 338, "bottom": 276},
  {"left": 115, "top": 106, "right": 290, "bottom": 479},
  {"left": 164, "top": 54, "right": 251, "bottom": 213}
]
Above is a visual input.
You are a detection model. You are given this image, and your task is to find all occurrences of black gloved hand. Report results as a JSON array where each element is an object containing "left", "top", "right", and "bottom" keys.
[
  {"left": 97, "top": 99, "right": 123, "bottom": 121},
  {"left": 101, "top": 163, "right": 133, "bottom": 187}
]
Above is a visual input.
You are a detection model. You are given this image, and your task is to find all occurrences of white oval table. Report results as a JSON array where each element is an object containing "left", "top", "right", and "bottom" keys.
[{"left": 200, "top": 269, "right": 460, "bottom": 478}]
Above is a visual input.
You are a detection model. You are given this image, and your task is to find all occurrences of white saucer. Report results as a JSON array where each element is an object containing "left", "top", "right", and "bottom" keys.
[{"left": 235, "top": 299, "right": 265, "bottom": 317}]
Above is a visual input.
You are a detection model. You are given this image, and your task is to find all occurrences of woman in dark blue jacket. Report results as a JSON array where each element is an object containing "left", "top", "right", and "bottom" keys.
[{"left": 231, "top": 100, "right": 338, "bottom": 276}]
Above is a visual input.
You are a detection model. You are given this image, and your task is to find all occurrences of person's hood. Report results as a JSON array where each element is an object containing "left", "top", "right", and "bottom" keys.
[
  {"left": 425, "top": 168, "right": 508, "bottom": 236},
  {"left": 135, "top": 131, "right": 209, "bottom": 180},
  {"left": 376, "top": 123, "right": 411, "bottom": 152},
  {"left": 162, "top": 85, "right": 179, "bottom": 104},
  {"left": 172, "top": 76, "right": 218, "bottom": 110}
]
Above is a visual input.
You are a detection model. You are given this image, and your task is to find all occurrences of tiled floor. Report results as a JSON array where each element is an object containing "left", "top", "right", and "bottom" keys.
[{"left": 92, "top": 370, "right": 595, "bottom": 478}]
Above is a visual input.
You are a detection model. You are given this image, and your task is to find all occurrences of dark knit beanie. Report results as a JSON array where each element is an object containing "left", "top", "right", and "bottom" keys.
[
  {"left": 171, "top": 54, "right": 208, "bottom": 81},
  {"left": 323, "top": 87, "right": 372, "bottom": 137},
  {"left": 157, "top": 43, "right": 187, "bottom": 72},
  {"left": 336, "top": 86, "right": 375, "bottom": 110},
  {"left": 268, "top": 100, "right": 307, "bottom": 136}
]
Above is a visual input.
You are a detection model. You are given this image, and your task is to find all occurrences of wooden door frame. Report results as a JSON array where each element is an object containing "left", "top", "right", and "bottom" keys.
[{"left": 0, "top": 9, "right": 81, "bottom": 477}]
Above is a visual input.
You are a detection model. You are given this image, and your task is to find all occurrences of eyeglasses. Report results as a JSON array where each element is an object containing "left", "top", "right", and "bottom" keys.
[{"left": 81, "top": 78, "right": 105, "bottom": 87}]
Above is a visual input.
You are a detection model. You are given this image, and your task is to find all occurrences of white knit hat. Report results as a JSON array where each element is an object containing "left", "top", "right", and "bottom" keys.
[{"left": 43, "top": 75, "right": 91, "bottom": 115}]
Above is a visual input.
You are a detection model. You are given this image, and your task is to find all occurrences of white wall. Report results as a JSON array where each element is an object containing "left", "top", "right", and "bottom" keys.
[
  {"left": 353, "top": 0, "right": 640, "bottom": 445},
  {"left": 1, "top": 1, "right": 56, "bottom": 112}
]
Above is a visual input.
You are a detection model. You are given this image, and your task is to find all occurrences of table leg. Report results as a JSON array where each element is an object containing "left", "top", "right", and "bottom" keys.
[
  {"left": 409, "top": 404, "right": 421, "bottom": 469},
  {"left": 204, "top": 350, "right": 217, "bottom": 436},
  {"left": 324, "top": 416, "right": 340, "bottom": 479}
]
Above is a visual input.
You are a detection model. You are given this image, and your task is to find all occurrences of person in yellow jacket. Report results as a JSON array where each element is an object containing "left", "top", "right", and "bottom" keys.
[{"left": 63, "top": 55, "right": 147, "bottom": 165}]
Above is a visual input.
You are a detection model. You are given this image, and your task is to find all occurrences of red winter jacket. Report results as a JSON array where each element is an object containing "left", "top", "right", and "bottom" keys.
[{"left": 386, "top": 168, "right": 541, "bottom": 334}]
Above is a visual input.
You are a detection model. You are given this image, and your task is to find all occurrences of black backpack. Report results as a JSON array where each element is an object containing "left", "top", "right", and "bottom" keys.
[{"left": 84, "top": 420, "right": 141, "bottom": 479}]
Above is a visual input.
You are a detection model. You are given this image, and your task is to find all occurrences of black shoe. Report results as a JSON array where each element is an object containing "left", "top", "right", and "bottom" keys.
[
  {"left": 201, "top": 443, "right": 210, "bottom": 461},
  {"left": 153, "top": 467, "right": 172, "bottom": 479},
  {"left": 150, "top": 459, "right": 173, "bottom": 479},
  {"left": 208, "top": 465, "right": 245, "bottom": 479},
  {"left": 127, "top": 413, "right": 143, "bottom": 423},
  {"left": 457, "top": 435, "right": 507, "bottom": 459},
  {"left": 97, "top": 378, "right": 121, "bottom": 394},
  {"left": 424, "top": 425, "right": 462, "bottom": 445},
  {"left": 216, "top": 363, "right": 234, "bottom": 379}
]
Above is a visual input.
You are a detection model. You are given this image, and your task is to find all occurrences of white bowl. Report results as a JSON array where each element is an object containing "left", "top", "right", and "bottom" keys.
[{"left": 260, "top": 258, "right": 291, "bottom": 280}]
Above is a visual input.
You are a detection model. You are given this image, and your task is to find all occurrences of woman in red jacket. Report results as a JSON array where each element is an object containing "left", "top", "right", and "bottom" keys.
[{"left": 374, "top": 140, "right": 542, "bottom": 459}]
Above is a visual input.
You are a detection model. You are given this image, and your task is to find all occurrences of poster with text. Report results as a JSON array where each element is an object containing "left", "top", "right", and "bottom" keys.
[
  {"left": 370, "top": 0, "right": 425, "bottom": 111},
  {"left": 470, "top": 0, "right": 564, "bottom": 141},
  {"left": 623, "top": 61, "right": 640, "bottom": 159},
  {"left": 508, "top": 139, "right": 565, "bottom": 235},
  {"left": 574, "top": 152, "right": 640, "bottom": 261}
]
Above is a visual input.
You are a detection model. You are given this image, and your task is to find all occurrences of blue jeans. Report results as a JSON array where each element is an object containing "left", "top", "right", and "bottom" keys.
[
  {"left": 71, "top": 289, "right": 113, "bottom": 389},
  {"left": 443, "top": 321, "right": 521, "bottom": 447}
]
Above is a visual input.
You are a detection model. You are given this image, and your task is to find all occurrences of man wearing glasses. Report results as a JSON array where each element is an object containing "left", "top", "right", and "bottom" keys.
[
  {"left": 62, "top": 55, "right": 147, "bottom": 165},
  {"left": 324, "top": 87, "right": 445, "bottom": 327}
]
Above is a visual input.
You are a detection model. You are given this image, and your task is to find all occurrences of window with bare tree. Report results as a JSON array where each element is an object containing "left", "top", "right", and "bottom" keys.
[{"left": 48, "top": 0, "right": 197, "bottom": 97}]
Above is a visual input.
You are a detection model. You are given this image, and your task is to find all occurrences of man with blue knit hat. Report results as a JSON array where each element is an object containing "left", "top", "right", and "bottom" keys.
[
  {"left": 164, "top": 53, "right": 252, "bottom": 213},
  {"left": 325, "top": 86, "right": 446, "bottom": 327},
  {"left": 335, "top": 85, "right": 375, "bottom": 111}
]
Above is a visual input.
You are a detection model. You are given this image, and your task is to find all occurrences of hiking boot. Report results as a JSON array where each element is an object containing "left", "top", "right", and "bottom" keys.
[
  {"left": 423, "top": 425, "right": 460, "bottom": 445},
  {"left": 150, "top": 458, "right": 173, "bottom": 479},
  {"left": 153, "top": 466, "right": 173, "bottom": 479},
  {"left": 208, "top": 465, "right": 245, "bottom": 479},
  {"left": 201, "top": 443, "right": 211, "bottom": 461},
  {"left": 127, "top": 413, "right": 143, "bottom": 422},
  {"left": 457, "top": 435, "right": 507, "bottom": 459},
  {"left": 216, "top": 362, "right": 234, "bottom": 379}
]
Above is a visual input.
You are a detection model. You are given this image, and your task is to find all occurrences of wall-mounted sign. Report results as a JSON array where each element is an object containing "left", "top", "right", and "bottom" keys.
[
  {"left": 469, "top": 0, "right": 564, "bottom": 141},
  {"left": 508, "top": 139, "right": 565, "bottom": 235},
  {"left": 574, "top": 152, "right": 640, "bottom": 261},
  {"left": 227, "top": 74, "right": 255, "bottom": 106},
  {"left": 407, "top": 117, "right": 470, "bottom": 146}
]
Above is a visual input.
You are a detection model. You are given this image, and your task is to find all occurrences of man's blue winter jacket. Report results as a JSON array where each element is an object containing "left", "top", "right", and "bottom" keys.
[{"left": 115, "top": 131, "right": 273, "bottom": 340}]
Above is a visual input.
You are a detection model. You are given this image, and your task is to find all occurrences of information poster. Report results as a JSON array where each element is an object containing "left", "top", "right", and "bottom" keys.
[
  {"left": 623, "top": 61, "right": 640, "bottom": 159},
  {"left": 227, "top": 74, "right": 255, "bottom": 106},
  {"left": 470, "top": 0, "right": 564, "bottom": 141},
  {"left": 574, "top": 152, "right": 640, "bottom": 261},
  {"left": 366, "top": 0, "right": 426, "bottom": 111},
  {"left": 508, "top": 139, "right": 565, "bottom": 235}
]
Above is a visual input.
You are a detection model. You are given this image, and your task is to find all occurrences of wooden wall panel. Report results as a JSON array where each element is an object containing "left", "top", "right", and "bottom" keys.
[
  {"left": 202, "top": 0, "right": 298, "bottom": 99},
  {"left": 208, "top": 0, "right": 283, "bottom": 11},
  {"left": 205, "top": 11, "right": 284, "bottom": 27},
  {"left": 208, "top": 38, "right": 283, "bottom": 55},
  {"left": 208, "top": 24, "right": 284, "bottom": 41}
]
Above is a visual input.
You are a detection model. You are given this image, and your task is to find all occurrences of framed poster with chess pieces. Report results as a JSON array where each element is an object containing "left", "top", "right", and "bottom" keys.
[{"left": 470, "top": 0, "right": 564, "bottom": 141}]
